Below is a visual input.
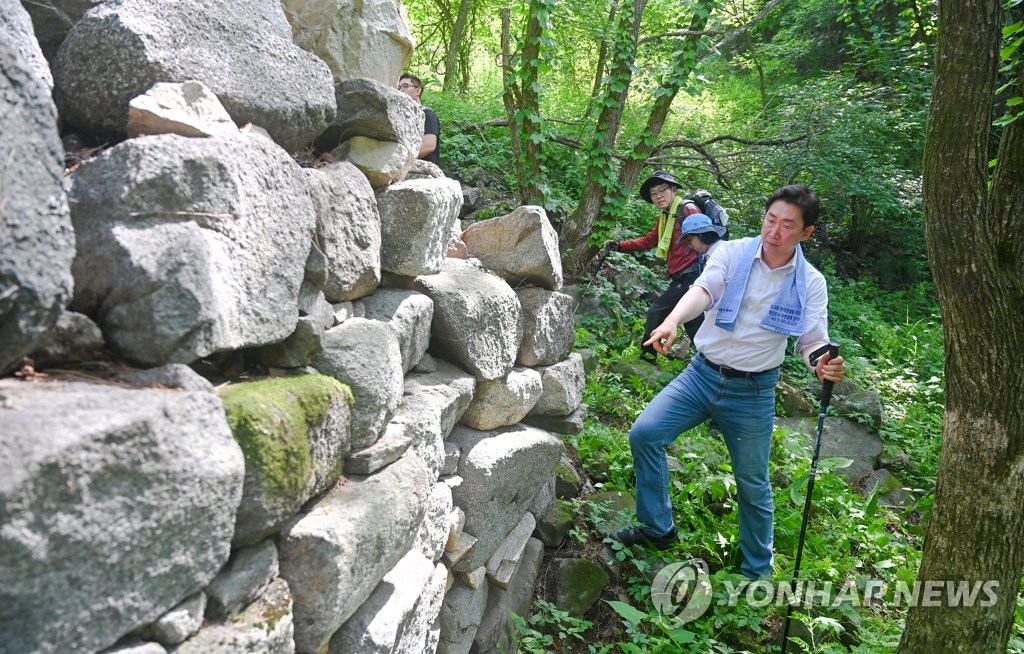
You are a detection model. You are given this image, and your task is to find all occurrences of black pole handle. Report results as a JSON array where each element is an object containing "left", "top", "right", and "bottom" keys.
[{"left": 819, "top": 342, "right": 840, "bottom": 409}]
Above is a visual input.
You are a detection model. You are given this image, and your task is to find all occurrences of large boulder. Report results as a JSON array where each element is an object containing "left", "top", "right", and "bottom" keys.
[
  {"left": 437, "top": 581, "right": 489, "bottom": 654},
  {"left": 831, "top": 379, "right": 885, "bottom": 433},
  {"left": 0, "top": 379, "right": 244, "bottom": 654},
  {"left": 218, "top": 375, "right": 354, "bottom": 547},
  {"left": 413, "top": 259, "right": 523, "bottom": 381},
  {"left": 395, "top": 360, "right": 477, "bottom": 478},
  {"left": 312, "top": 318, "right": 404, "bottom": 449},
  {"left": 53, "top": 0, "right": 335, "bottom": 150},
  {"left": 1, "top": 0, "right": 53, "bottom": 88},
  {"left": 0, "top": 27, "right": 74, "bottom": 374},
  {"left": 327, "top": 550, "right": 440, "bottom": 653},
  {"left": 516, "top": 288, "right": 575, "bottom": 366},
  {"left": 17, "top": 0, "right": 104, "bottom": 63},
  {"left": 127, "top": 80, "right": 240, "bottom": 139},
  {"left": 278, "top": 455, "right": 431, "bottom": 654},
  {"left": 461, "top": 205, "right": 563, "bottom": 290},
  {"left": 28, "top": 311, "right": 103, "bottom": 368},
  {"left": 377, "top": 177, "right": 463, "bottom": 276},
  {"left": 414, "top": 482, "right": 456, "bottom": 563},
  {"left": 446, "top": 424, "right": 563, "bottom": 571},
  {"left": 460, "top": 368, "right": 543, "bottom": 431},
  {"left": 360, "top": 289, "right": 434, "bottom": 373},
  {"left": 281, "top": 0, "right": 414, "bottom": 86},
  {"left": 68, "top": 133, "right": 315, "bottom": 366},
  {"left": 778, "top": 416, "right": 884, "bottom": 485},
  {"left": 304, "top": 162, "right": 382, "bottom": 302},
  {"left": 314, "top": 78, "right": 422, "bottom": 161},
  {"left": 528, "top": 353, "right": 586, "bottom": 417},
  {"left": 334, "top": 136, "right": 416, "bottom": 189}
]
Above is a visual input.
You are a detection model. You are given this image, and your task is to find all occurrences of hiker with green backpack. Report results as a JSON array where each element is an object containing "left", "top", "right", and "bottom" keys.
[{"left": 605, "top": 170, "right": 724, "bottom": 360}]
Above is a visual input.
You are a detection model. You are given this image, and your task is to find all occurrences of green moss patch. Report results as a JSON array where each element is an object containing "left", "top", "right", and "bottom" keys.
[{"left": 219, "top": 375, "right": 352, "bottom": 498}]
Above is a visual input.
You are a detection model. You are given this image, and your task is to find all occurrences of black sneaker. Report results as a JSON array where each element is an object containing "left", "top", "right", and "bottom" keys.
[{"left": 611, "top": 526, "right": 678, "bottom": 550}]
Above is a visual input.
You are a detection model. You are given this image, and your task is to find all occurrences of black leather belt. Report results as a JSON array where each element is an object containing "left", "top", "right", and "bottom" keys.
[{"left": 698, "top": 353, "right": 778, "bottom": 378}]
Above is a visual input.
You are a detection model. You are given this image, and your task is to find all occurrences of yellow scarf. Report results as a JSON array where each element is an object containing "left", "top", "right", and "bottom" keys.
[{"left": 655, "top": 195, "right": 683, "bottom": 259}]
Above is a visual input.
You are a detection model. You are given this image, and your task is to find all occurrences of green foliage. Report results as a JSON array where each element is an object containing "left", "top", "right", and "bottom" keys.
[
  {"left": 824, "top": 274, "right": 944, "bottom": 485},
  {"left": 509, "top": 600, "right": 597, "bottom": 653},
  {"left": 996, "top": 1, "right": 1024, "bottom": 127}
]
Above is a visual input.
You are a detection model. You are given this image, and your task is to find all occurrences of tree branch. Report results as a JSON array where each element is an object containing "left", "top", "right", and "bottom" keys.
[
  {"left": 453, "top": 117, "right": 809, "bottom": 189},
  {"left": 637, "top": 28, "right": 724, "bottom": 45},
  {"left": 695, "top": 0, "right": 786, "bottom": 64}
]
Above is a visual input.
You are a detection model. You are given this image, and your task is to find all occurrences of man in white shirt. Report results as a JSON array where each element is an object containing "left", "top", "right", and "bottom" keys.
[{"left": 611, "top": 184, "right": 846, "bottom": 581}]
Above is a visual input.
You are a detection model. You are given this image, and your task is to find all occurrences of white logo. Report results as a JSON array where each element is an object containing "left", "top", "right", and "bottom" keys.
[{"left": 650, "top": 559, "right": 713, "bottom": 626}]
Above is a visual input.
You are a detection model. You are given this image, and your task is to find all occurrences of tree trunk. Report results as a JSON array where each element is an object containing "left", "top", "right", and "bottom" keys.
[
  {"left": 898, "top": 1, "right": 1024, "bottom": 652},
  {"left": 614, "top": 5, "right": 712, "bottom": 195},
  {"left": 499, "top": 8, "right": 524, "bottom": 178},
  {"left": 588, "top": 0, "right": 618, "bottom": 111},
  {"left": 561, "top": 0, "right": 647, "bottom": 279},
  {"left": 561, "top": 0, "right": 781, "bottom": 277},
  {"left": 517, "top": 0, "right": 546, "bottom": 206},
  {"left": 441, "top": 0, "right": 473, "bottom": 93}
]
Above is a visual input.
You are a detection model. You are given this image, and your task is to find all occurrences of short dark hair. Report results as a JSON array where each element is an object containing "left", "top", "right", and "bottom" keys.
[
  {"left": 697, "top": 231, "right": 721, "bottom": 246},
  {"left": 399, "top": 73, "right": 423, "bottom": 88},
  {"left": 765, "top": 184, "right": 822, "bottom": 227}
]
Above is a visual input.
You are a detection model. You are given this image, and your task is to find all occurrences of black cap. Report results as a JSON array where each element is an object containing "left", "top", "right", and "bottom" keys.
[{"left": 639, "top": 170, "right": 682, "bottom": 203}]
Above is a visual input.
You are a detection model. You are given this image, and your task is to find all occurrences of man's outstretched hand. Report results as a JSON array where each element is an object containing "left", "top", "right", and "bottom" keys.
[{"left": 643, "top": 323, "right": 678, "bottom": 354}]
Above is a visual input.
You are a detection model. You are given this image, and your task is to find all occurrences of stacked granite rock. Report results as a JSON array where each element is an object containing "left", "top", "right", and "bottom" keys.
[{"left": 0, "top": 2, "right": 585, "bottom": 654}]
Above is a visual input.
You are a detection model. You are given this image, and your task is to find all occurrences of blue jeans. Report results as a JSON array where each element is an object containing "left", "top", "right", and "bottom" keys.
[{"left": 629, "top": 354, "right": 779, "bottom": 579}]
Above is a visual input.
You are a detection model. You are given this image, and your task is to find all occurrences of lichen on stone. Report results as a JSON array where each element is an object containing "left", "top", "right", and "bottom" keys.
[{"left": 219, "top": 374, "right": 352, "bottom": 498}]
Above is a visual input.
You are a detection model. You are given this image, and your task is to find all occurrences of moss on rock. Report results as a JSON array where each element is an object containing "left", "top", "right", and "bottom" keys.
[{"left": 219, "top": 374, "right": 352, "bottom": 498}]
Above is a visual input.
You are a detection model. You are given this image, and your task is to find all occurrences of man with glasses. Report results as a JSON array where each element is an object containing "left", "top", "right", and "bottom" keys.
[
  {"left": 397, "top": 73, "right": 441, "bottom": 167},
  {"left": 612, "top": 184, "right": 846, "bottom": 581},
  {"left": 604, "top": 170, "right": 703, "bottom": 360}
]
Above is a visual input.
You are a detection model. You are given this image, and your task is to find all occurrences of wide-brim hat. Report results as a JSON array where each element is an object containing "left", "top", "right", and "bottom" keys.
[
  {"left": 639, "top": 170, "right": 682, "bottom": 203},
  {"left": 681, "top": 213, "right": 725, "bottom": 237}
]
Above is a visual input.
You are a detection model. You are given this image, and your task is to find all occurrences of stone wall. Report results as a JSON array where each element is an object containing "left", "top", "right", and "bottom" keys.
[{"left": 0, "top": 2, "right": 584, "bottom": 652}]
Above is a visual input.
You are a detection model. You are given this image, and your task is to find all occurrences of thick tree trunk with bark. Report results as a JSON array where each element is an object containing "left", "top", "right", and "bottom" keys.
[
  {"left": 614, "top": 8, "right": 711, "bottom": 194},
  {"left": 442, "top": 0, "right": 473, "bottom": 93},
  {"left": 560, "top": 0, "right": 647, "bottom": 279},
  {"left": 499, "top": 3, "right": 544, "bottom": 206},
  {"left": 588, "top": 0, "right": 618, "bottom": 109},
  {"left": 561, "top": 0, "right": 782, "bottom": 277},
  {"left": 500, "top": 9, "right": 523, "bottom": 176},
  {"left": 898, "top": 1, "right": 1024, "bottom": 652}
]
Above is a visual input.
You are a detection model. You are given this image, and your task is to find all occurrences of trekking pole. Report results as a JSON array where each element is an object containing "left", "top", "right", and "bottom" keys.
[
  {"left": 571, "top": 242, "right": 613, "bottom": 319},
  {"left": 780, "top": 342, "right": 840, "bottom": 654}
]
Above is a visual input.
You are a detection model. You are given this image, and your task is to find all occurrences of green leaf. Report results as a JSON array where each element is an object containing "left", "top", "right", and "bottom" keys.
[
  {"left": 820, "top": 456, "right": 854, "bottom": 470},
  {"left": 790, "top": 475, "right": 808, "bottom": 505},
  {"left": 661, "top": 625, "right": 698, "bottom": 644},
  {"left": 1000, "top": 35, "right": 1024, "bottom": 60},
  {"left": 864, "top": 486, "right": 879, "bottom": 521},
  {"left": 606, "top": 600, "right": 646, "bottom": 626}
]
